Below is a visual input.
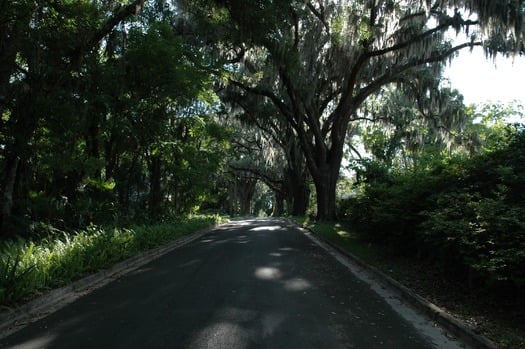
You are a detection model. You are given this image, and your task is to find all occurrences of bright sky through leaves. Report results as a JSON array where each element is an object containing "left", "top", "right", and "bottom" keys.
[{"left": 445, "top": 47, "right": 525, "bottom": 106}]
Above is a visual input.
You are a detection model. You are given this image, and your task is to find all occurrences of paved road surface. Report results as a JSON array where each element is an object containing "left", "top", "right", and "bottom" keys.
[{"left": 0, "top": 218, "right": 468, "bottom": 348}]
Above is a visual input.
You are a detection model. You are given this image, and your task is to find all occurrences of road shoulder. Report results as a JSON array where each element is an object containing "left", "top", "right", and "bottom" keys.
[{"left": 290, "top": 220, "right": 498, "bottom": 349}]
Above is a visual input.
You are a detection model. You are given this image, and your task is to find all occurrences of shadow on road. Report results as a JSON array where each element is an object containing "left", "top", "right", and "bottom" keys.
[{"left": 1, "top": 218, "right": 461, "bottom": 349}]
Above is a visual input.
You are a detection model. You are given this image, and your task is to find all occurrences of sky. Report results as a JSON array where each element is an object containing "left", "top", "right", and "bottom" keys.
[{"left": 444, "top": 46, "right": 525, "bottom": 107}]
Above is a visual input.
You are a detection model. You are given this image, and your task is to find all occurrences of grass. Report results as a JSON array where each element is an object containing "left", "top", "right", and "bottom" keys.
[
  {"left": 0, "top": 214, "right": 224, "bottom": 307},
  {"left": 294, "top": 217, "right": 525, "bottom": 349}
]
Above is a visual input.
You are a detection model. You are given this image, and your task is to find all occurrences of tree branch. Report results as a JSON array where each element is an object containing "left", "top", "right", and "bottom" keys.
[
  {"left": 228, "top": 79, "right": 294, "bottom": 126},
  {"left": 71, "top": 0, "right": 147, "bottom": 67},
  {"left": 354, "top": 41, "right": 482, "bottom": 108},
  {"left": 368, "top": 16, "right": 479, "bottom": 60},
  {"left": 228, "top": 164, "right": 283, "bottom": 193},
  {"left": 306, "top": 1, "right": 330, "bottom": 35}
]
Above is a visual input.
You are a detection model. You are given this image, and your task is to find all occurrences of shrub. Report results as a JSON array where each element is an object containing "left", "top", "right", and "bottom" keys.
[{"left": 341, "top": 128, "right": 525, "bottom": 298}]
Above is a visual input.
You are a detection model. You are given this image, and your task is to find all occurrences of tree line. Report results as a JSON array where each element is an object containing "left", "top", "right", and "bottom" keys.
[
  {"left": 1, "top": 0, "right": 524, "bottom": 237},
  {"left": 0, "top": 0, "right": 233, "bottom": 236}
]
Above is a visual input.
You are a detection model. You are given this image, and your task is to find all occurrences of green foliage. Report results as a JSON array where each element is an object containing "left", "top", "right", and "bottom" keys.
[
  {"left": 0, "top": 215, "right": 221, "bottom": 305},
  {"left": 342, "top": 125, "right": 525, "bottom": 298},
  {"left": 0, "top": 242, "right": 36, "bottom": 304},
  {"left": 420, "top": 128, "right": 525, "bottom": 286},
  {"left": 0, "top": 1, "right": 231, "bottom": 236},
  {"left": 346, "top": 159, "right": 440, "bottom": 251}
]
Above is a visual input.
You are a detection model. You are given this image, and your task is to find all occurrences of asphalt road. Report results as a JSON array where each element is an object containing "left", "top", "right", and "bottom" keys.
[{"left": 1, "top": 218, "right": 468, "bottom": 349}]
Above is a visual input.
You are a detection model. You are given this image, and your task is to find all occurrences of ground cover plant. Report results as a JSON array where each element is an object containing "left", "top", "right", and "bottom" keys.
[{"left": 0, "top": 215, "right": 222, "bottom": 307}]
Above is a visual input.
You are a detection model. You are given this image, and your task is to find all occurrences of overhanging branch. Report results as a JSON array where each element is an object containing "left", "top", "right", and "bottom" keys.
[
  {"left": 228, "top": 79, "right": 294, "bottom": 126},
  {"left": 70, "top": 0, "right": 146, "bottom": 67},
  {"left": 229, "top": 164, "right": 283, "bottom": 193},
  {"left": 367, "top": 16, "right": 479, "bottom": 60},
  {"left": 355, "top": 41, "right": 482, "bottom": 108}
]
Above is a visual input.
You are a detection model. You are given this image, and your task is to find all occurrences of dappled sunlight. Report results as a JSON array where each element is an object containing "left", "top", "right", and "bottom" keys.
[
  {"left": 337, "top": 230, "right": 351, "bottom": 238},
  {"left": 235, "top": 235, "right": 250, "bottom": 244},
  {"left": 200, "top": 234, "right": 252, "bottom": 246},
  {"left": 254, "top": 267, "right": 282, "bottom": 280},
  {"left": 13, "top": 334, "right": 57, "bottom": 349},
  {"left": 189, "top": 321, "right": 250, "bottom": 349},
  {"left": 255, "top": 264, "right": 312, "bottom": 292},
  {"left": 283, "top": 278, "right": 312, "bottom": 292},
  {"left": 1, "top": 217, "right": 461, "bottom": 349},
  {"left": 227, "top": 219, "right": 261, "bottom": 226},
  {"left": 215, "top": 307, "right": 258, "bottom": 322},
  {"left": 187, "top": 308, "right": 289, "bottom": 347},
  {"left": 249, "top": 225, "right": 283, "bottom": 232}
]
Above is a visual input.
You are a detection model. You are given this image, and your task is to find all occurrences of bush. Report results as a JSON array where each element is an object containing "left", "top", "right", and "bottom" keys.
[
  {"left": 341, "top": 128, "right": 525, "bottom": 298},
  {"left": 421, "top": 186, "right": 525, "bottom": 290},
  {"left": 344, "top": 160, "right": 441, "bottom": 254}
]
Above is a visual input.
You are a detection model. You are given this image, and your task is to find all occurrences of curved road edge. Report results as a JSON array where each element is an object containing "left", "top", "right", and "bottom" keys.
[{"left": 289, "top": 219, "right": 498, "bottom": 349}]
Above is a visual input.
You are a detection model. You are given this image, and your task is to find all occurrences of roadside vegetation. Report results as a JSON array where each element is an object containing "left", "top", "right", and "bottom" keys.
[
  {"left": 1, "top": 1, "right": 524, "bottom": 347},
  {"left": 0, "top": 215, "right": 222, "bottom": 307},
  {"left": 298, "top": 218, "right": 525, "bottom": 349},
  {"left": 294, "top": 114, "right": 525, "bottom": 349}
]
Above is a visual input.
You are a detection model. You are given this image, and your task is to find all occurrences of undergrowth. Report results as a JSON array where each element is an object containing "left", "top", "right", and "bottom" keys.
[
  {"left": 296, "top": 217, "right": 525, "bottom": 349},
  {"left": 0, "top": 215, "right": 222, "bottom": 306}
]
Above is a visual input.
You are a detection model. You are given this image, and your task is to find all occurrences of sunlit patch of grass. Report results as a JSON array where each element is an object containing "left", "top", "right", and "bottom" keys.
[
  {"left": 0, "top": 215, "right": 223, "bottom": 306},
  {"left": 336, "top": 229, "right": 350, "bottom": 238},
  {"left": 298, "top": 219, "right": 381, "bottom": 263}
]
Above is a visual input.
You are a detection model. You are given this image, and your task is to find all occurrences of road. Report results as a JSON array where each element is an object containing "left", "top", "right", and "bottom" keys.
[{"left": 0, "top": 218, "right": 468, "bottom": 348}]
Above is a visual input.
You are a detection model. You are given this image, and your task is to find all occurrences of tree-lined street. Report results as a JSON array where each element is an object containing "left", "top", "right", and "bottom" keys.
[
  {"left": 0, "top": 219, "right": 468, "bottom": 349},
  {"left": 1, "top": 1, "right": 524, "bottom": 346}
]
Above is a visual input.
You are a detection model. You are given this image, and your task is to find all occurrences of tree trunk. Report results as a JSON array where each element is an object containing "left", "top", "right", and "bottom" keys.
[
  {"left": 272, "top": 190, "right": 285, "bottom": 217},
  {"left": 239, "top": 195, "right": 251, "bottom": 215},
  {"left": 228, "top": 183, "right": 238, "bottom": 216},
  {"left": 86, "top": 112, "right": 101, "bottom": 179},
  {"left": 0, "top": 156, "right": 20, "bottom": 234},
  {"left": 312, "top": 165, "right": 338, "bottom": 221},
  {"left": 0, "top": 35, "right": 17, "bottom": 118},
  {"left": 0, "top": 86, "right": 40, "bottom": 233},
  {"left": 237, "top": 177, "right": 256, "bottom": 216},
  {"left": 283, "top": 140, "right": 310, "bottom": 216},
  {"left": 290, "top": 176, "right": 309, "bottom": 216},
  {"left": 302, "top": 116, "right": 346, "bottom": 221},
  {"left": 285, "top": 174, "right": 310, "bottom": 216},
  {"left": 149, "top": 155, "right": 162, "bottom": 214},
  {"left": 292, "top": 188, "right": 309, "bottom": 216}
]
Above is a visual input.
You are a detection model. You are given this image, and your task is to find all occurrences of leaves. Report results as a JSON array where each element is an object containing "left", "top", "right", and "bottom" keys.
[
  {"left": 0, "top": 215, "right": 221, "bottom": 305},
  {"left": 343, "top": 124, "right": 525, "bottom": 298}
]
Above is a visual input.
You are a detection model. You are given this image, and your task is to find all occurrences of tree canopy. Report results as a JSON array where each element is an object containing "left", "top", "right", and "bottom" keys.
[
  {"left": 182, "top": 0, "right": 524, "bottom": 219},
  {"left": 0, "top": 0, "right": 230, "bottom": 235},
  {"left": 0, "top": 2, "right": 524, "bottom": 343},
  {"left": 1, "top": 0, "right": 523, "bottom": 225}
]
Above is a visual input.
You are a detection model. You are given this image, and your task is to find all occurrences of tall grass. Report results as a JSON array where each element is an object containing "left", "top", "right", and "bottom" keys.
[{"left": 0, "top": 215, "right": 222, "bottom": 306}]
